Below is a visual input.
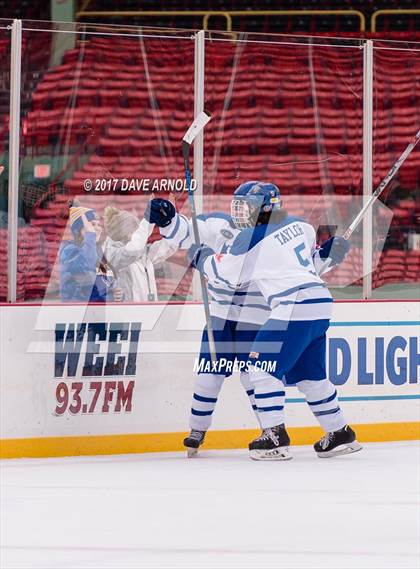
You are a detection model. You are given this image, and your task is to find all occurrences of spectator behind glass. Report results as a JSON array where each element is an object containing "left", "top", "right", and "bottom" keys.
[
  {"left": 103, "top": 205, "right": 177, "bottom": 301},
  {"left": 59, "top": 203, "right": 123, "bottom": 303}
]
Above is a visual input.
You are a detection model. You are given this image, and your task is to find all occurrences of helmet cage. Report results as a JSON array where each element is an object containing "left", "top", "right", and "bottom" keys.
[{"left": 231, "top": 195, "right": 263, "bottom": 229}]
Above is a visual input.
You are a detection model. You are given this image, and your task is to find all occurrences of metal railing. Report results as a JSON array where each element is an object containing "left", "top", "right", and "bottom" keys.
[
  {"left": 371, "top": 10, "right": 420, "bottom": 32},
  {"left": 76, "top": 10, "right": 366, "bottom": 32}
]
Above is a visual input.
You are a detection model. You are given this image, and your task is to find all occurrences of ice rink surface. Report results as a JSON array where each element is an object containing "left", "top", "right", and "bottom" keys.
[{"left": 1, "top": 441, "right": 419, "bottom": 569}]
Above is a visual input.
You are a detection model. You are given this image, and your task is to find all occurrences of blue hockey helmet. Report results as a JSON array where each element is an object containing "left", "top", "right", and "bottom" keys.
[{"left": 231, "top": 181, "right": 282, "bottom": 229}]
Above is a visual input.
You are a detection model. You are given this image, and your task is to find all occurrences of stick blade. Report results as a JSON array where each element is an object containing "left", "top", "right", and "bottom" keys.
[{"left": 182, "top": 110, "right": 211, "bottom": 146}]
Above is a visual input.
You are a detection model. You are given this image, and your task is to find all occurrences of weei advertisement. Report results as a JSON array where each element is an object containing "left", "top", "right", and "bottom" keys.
[{"left": 0, "top": 300, "right": 418, "bottom": 458}]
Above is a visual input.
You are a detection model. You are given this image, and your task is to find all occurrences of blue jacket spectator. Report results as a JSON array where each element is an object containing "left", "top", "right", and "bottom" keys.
[{"left": 59, "top": 205, "right": 122, "bottom": 302}]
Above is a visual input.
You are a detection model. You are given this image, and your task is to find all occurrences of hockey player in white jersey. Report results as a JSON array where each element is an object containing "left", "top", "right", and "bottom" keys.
[
  {"left": 188, "top": 181, "right": 362, "bottom": 460},
  {"left": 144, "top": 197, "right": 281, "bottom": 456}
]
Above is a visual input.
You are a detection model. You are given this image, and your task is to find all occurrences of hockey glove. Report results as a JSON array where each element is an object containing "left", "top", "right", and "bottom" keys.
[
  {"left": 319, "top": 236, "right": 350, "bottom": 266},
  {"left": 144, "top": 198, "right": 176, "bottom": 228},
  {"left": 187, "top": 244, "right": 215, "bottom": 273}
]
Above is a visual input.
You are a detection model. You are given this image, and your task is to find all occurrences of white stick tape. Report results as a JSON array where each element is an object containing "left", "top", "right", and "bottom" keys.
[{"left": 182, "top": 110, "right": 211, "bottom": 146}]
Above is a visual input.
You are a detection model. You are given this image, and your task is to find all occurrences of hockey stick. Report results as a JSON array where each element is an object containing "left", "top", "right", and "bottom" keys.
[
  {"left": 182, "top": 110, "right": 217, "bottom": 364},
  {"left": 343, "top": 128, "right": 420, "bottom": 240}
]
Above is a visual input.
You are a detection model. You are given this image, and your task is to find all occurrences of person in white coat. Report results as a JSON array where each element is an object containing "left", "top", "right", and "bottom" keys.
[{"left": 103, "top": 205, "right": 177, "bottom": 301}]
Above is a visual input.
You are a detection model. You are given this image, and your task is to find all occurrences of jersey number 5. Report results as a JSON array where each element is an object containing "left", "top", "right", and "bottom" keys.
[
  {"left": 294, "top": 242, "right": 317, "bottom": 276},
  {"left": 294, "top": 242, "right": 310, "bottom": 267}
]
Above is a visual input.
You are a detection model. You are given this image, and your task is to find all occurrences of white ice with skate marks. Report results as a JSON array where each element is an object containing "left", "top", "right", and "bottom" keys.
[{"left": 1, "top": 441, "right": 419, "bottom": 569}]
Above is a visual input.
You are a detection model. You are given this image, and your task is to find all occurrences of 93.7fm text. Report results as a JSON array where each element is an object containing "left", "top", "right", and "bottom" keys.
[{"left": 54, "top": 380, "right": 134, "bottom": 415}]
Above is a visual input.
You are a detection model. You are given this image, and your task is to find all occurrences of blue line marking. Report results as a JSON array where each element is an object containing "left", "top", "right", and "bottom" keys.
[
  {"left": 339, "top": 395, "right": 420, "bottom": 402},
  {"left": 286, "top": 394, "right": 420, "bottom": 403},
  {"left": 330, "top": 321, "right": 420, "bottom": 327}
]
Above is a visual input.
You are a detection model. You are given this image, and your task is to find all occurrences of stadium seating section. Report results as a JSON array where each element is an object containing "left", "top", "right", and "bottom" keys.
[
  {"left": 0, "top": 0, "right": 419, "bottom": 32},
  {"left": 76, "top": 0, "right": 420, "bottom": 33},
  {"left": 0, "top": 15, "right": 419, "bottom": 300}
]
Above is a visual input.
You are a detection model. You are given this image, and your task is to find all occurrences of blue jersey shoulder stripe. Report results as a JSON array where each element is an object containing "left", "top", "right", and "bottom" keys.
[
  {"left": 178, "top": 226, "right": 190, "bottom": 248},
  {"left": 230, "top": 216, "right": 306, "bottom": 256},
  {"left": 164, "top": 214, "right": 181, "bottom": 240},
  {"left": 196, "top": 212, "right": 236, "bottom": 229}
]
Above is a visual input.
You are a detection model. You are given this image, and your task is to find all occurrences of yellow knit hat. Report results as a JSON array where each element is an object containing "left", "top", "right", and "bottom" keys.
[{"left": 69, "top": 206, "right": 96, "bottom": 234}]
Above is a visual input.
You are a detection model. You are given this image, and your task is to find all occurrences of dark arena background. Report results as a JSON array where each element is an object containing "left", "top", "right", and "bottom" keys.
[{"left": 0, "top": 2, "right": 419, "bottom": 569}]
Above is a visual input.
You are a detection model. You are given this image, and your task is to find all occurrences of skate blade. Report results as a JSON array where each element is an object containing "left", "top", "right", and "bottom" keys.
[
  {"left": 316, "top": 441, "right": 363, "bottom": 458},
  {"left": 186, "top": 447, "right": 199, "bottom": 458},
  {"left": 249, "top": 447, "right": 293, "bottom": 461}
]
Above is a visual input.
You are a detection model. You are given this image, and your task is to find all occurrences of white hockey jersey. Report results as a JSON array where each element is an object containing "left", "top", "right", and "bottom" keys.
[
  {"left": 201, "top": 215, "right": 334, "bottom": 322},
  {"left": 160, "top": 212, "right": 272, "bottom": 325}
]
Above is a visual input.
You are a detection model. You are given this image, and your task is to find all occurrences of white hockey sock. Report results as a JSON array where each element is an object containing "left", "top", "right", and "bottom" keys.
[
  {"left": 190, "top": 373, "right": 225, "bottom": 431},
  {"left": 297, "top": 379, "right": 347, "bottom": 433},
  {"left": 250, "top": 369, "right": 286, "bottom": 429},
  {"left": 240, "top": 371, "right": 261, "bottom": 426}
]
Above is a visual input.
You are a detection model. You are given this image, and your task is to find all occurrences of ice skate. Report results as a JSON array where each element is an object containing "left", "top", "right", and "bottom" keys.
[
  {"left": 249, "top": 424, "right": 292, "bottom": 461},
  {"left": 183, "top": 430, "right": 206, "bottom": 457},
  {"left": 314, "top": 425, "right": 362, "bottom": 458}
]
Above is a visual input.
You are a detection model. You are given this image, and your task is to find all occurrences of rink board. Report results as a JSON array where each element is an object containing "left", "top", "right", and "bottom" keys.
[{"left": 0, "top": 300, "right": 419, "bottom": 458}]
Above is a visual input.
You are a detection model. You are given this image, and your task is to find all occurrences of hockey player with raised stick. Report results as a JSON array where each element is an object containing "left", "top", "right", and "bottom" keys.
[
  {"left": 144, "top": 195, "right": 282, "bottom": 457},
  {"left": 187, "top": 181, "right": 363, "bottom": 460}
]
